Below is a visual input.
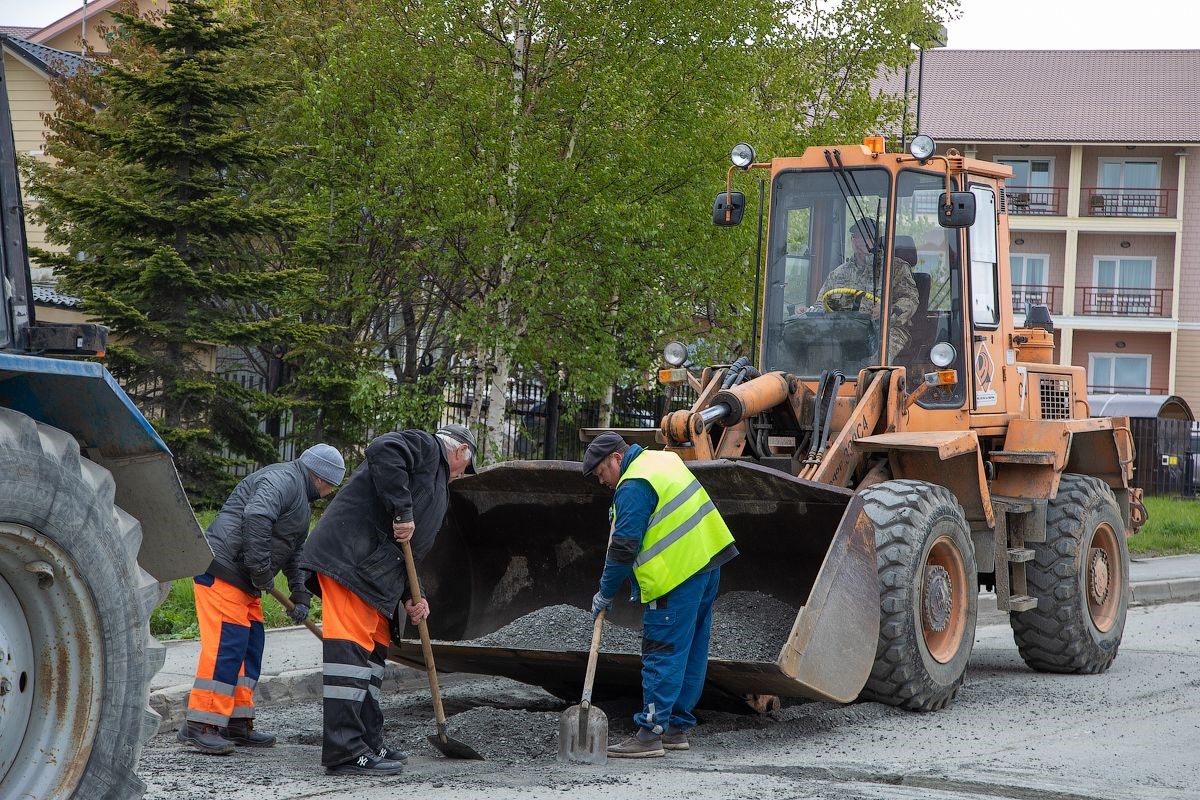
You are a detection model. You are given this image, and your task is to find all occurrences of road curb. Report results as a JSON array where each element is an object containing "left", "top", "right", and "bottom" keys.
[
  {"left": 150, "top": 663, "right": 417, "bottom": 734},
  {"left": 1131, "top": 577, "right": 1200, "bottom": 606}
]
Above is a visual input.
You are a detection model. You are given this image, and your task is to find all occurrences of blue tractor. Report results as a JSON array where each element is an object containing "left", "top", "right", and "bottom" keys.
[{"left": 0, "top": 59, "right": 210, "bottom": 798}]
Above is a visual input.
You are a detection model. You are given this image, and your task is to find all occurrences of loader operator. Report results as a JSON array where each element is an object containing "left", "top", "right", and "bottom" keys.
[
  {"left": 297, "top": 424, "right": 476, "bottom": 776},
  {"left": 177, "top": 444, "right": 346, "bottom": 756},
  {"left": 813, "top": 219, "right": 918, "bottom": 356},
  {"left": 584, "top": 432, "right": 738, "bottom": 759}
]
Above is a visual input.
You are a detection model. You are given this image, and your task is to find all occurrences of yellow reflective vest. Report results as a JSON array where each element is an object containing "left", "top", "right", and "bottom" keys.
[{"left": 616, "top": 450, "right": 734, "bottom": 602}]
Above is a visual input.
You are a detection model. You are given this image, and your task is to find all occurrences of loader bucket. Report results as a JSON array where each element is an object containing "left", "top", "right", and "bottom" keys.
[{"left": 391, "top": 459, "right": 880, "bottom": 704}]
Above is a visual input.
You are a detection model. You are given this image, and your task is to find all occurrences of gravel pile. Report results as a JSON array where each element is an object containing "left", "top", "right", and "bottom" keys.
[
  {"left": 467, "top": 604, "right": 641, "bottom": 652},
  {"left": 708, "top": 591, "right": 798, "bottom": 662},
  {"left": 461, "top": 592, "right": 796, "bottom": 663},
  {"left": 398, "top": 707, "right": 561, "bottom": 763}
]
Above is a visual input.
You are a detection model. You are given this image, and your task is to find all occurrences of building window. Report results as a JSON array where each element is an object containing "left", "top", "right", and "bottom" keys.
[
  {"left": 1094, "top": 159, "right": 1162, "bottom": 216},
  {"left": 1088, "top": 353, "right": 1151, "bottom": 395},
  {"left": 1088, "top": 256, "right": 1156, "bottom": 315},
  {"left": 1010, "top": 253, "right": 1050, "bottom": 312},
  {"left": 997, "top": 158, "right": 1053, "bottom": 188}
]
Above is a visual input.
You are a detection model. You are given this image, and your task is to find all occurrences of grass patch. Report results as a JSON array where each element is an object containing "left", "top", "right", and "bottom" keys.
[
  {"left": 150, "top": 509, "right": 323, "bottom": 640},
  {"left": 1130, "top": 496, "right": 1200, "bottom": 557}
]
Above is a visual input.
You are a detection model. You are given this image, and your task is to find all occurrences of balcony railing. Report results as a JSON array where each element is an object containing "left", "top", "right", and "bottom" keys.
[
  {"left": 1079, "top": 286, "right": 1171, "bottom": 316},
  {"left": 1083, "top": 187, "right": 1172, "bottom": 218},
  {"left": 1007, "top": 186, "right": 1065, "bottom": 215},
  {"left": 1087, "top": 384, "right": 1166, "bottom": 396},
  {"left": 1012, "top": 284, "right": 1062, "bottom": 314}
]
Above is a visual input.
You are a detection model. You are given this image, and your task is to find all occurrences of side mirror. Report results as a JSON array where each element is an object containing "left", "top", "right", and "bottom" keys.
[
  {"left": 938, "top": 191, "right": 976, "bottom": 228},
  {"left": 713, "top": 191, "right": 746, "bottom": 227}
]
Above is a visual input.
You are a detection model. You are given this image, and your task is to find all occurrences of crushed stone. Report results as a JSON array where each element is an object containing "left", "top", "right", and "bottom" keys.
[
  {"left": 707, "top": 591, "right": 798, "bottom": 662},
  {"left": 458, "top": 592, "right": 798, "bottom": 663},
  {"left": 398, "top": 706, "right": 561, "bottom": 763},
  {"left": 466, "top": 604, "right": 641, "bottom": 652}
]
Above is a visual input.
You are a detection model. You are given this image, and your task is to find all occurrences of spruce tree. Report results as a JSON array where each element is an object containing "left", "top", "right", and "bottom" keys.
[{"left": 28, "top": 0, "right": 322, "bottom": 503}]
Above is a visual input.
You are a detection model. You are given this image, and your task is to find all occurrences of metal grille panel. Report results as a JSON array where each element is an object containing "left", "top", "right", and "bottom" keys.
[{"left": 1037, "top": 376, "right": 1071, "bottom": 419}]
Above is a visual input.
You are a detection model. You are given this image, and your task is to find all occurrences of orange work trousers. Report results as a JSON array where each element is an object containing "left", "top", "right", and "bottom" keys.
[
  {"left": 185, "top": 573, "right": 265, "bottom": 727},
  {"left": 318, "top": 573, "right": 391, "bottom": 767}
]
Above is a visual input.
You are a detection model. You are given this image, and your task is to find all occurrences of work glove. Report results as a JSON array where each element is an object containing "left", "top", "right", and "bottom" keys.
[
  {"left": 590, "top": 591, "right": 614, "bottom": 619},
  {"left": 288, "top": 603, "right": 309, "bottom": 624}
]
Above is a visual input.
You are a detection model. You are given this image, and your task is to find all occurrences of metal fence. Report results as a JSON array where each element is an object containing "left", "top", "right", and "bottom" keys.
[
  {"left": 440, "top": 371, "right": 697, "bottom": 463},
  {"left": 1128, "top": 417, "right": 1200, "bottom": 498}
]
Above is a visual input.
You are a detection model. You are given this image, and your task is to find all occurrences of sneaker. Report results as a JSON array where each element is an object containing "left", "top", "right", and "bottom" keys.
[
  {"left": 223, "top": 719, "right": 277, "bottom": 748},
  {"left": 377, "top": 744, "right": 408, "bottom": 762},
  {"left": 325, "top": 751, "right": 406, "bottom": 776},
  {"left": 176, "top": 721, "right": 235, "bottom": 755},
  {"left": 606, "top": 732, "right": 665, "bottom": 759},
  {"left": 661, "top": 727, "right": 690, "bottom": 751}
]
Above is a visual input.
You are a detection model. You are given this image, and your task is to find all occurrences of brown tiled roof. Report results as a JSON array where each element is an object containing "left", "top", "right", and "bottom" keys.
[
  {"left": 0, "top": 26, "right": 39, "bottom": 38},
  {"left": 878, "top": 49, "right": 1200, "bottom": 144}
]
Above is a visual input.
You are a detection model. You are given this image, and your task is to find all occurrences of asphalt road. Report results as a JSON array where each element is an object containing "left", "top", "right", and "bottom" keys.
[{"left": 140, "top": 600, "right": 1200, "bottom": 800}]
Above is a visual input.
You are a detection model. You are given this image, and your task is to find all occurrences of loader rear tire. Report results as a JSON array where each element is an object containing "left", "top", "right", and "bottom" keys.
[
  {"left": 0, "top": 408, "right": 161, "bottom": 799},
  {"left": 858, "top": 480, "right": 977, "bottom": 711},
  {"left": 1010, "top": 474, "right": 1129, "bottom": 674}
]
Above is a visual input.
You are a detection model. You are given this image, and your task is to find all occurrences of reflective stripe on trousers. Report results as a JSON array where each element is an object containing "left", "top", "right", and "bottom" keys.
[
  {"left": 318, "top": 573, "right": 391, "bottom": 767},
  {"left": 186, "top": 574, "right": 265, "bottom": 726}
]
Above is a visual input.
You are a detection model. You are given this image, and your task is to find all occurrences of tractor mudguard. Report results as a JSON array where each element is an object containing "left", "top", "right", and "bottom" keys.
[{"left": 0, "top": 352, "right": 209, "bottom": 581}]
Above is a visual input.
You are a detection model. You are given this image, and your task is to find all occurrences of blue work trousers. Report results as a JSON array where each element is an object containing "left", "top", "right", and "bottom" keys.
[{"left": 634, "top": 567, "right": 721, "bottom": 734}]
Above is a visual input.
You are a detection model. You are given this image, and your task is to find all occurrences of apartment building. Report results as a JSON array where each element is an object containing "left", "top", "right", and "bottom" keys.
[{"left": 883, "top": 49, "right": 1200, "bottom": 411}]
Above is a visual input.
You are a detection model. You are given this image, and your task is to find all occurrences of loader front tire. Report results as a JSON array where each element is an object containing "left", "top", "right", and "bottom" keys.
[
  {"left": 0, "top": 408, "right": 162, "bottom": 799},
  {"left": 858, "top": 480, "right": 977, "bottom": 711},
  {"left": 1010, "top": 474, "right": 1129, "bottom": 674}
]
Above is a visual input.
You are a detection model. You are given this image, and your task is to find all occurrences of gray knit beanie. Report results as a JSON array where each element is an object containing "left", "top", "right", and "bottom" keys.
[{"left": 299, "top": 443, "right": 346, "bottom": 486}]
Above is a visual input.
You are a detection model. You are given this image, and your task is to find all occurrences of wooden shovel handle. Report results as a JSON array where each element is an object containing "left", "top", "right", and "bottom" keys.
[
  {"left": 267, "top": 586, "right": 324, "bottom": 640},
  {"left": 581, "top": 610, "right": 605, "bottom": 704},
  {"left": 401, "top": 539, "right": 449, "bottom": 728}
]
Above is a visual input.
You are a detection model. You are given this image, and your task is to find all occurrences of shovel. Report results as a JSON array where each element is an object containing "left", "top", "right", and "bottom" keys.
[
  {"left": 267, "top": 587, "right": 324, "bottom": 640},
  {"left": 401, "top": 539, "right": 485, "bottom": 760},
  {"left": 556, "top": 610, "right": 608, "bottom": 764}
]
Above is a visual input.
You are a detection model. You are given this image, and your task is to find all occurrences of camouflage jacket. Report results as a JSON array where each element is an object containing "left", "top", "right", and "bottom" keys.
[{"left": 817, "top": 254, "right": 919, "bottom": 352}]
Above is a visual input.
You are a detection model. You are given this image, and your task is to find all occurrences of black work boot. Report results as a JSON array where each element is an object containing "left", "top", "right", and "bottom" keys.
[
  {"left": 326, "top": 750, "right": 406, "bottom": 776},
  {"left": 607, "top": 728, "right": 665, "bottom": 759},
  {"left": 176, "top": 721, "right": 235, "bottom": 755},
  {"left": 224, "top": 718, "right": 277, "bottom": 747}
]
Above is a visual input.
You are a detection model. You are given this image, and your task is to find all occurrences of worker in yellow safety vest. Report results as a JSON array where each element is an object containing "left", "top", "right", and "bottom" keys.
[{"left": 582, "top": 432, "right": 738, "bottom": 758}]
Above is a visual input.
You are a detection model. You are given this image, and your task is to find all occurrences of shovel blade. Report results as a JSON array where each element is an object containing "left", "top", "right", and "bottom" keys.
[
  {"left": 556, "top": 703, "right": 608, "bottom": 765},
  {"left": 427, "top": 732, "right": 485, "bottom": 760}
]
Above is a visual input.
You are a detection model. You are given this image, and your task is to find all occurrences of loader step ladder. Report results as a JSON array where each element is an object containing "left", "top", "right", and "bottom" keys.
[{"left": 991, "top": 497, "right": 1046, "bottom": 613}]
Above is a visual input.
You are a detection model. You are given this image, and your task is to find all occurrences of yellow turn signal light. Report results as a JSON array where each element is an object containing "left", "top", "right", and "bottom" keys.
[
  {"left": 659, "top": 368, "right": 688, "bottom": 384},
  {"left": 863, "top": 136, "right": 886, "bottom": 154},
  {"left": 924, "top": 369, "right": 958, "bottom": 386}
]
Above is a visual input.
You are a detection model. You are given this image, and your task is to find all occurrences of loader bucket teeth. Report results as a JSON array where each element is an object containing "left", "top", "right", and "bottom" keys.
[{"left": 390, "top": 459, "right": 879, "bottom": 703}]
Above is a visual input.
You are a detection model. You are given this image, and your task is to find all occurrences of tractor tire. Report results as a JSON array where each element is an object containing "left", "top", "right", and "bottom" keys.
[
  {"left": 0, "top": 407, "right": 163, "bottom": 799},
  {"left": 1010, "top": 473, "right": 1129, "bottom": 674},
  {"left": 857, "top": 480, "right": 977, "bottom": 711}
]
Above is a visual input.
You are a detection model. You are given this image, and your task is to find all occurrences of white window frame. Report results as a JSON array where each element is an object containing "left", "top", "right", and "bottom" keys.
[
  {"left": 1088, "top": 352, "right": 1152, "bottom": 395},
  {"left": 1092, "top": 255, "right": 1156, "bottom": 289},
  {"left": 1010, "top": 253, "right": 1050, "bottom": 286},
  {"left": 994, "top": 156, "right": 1056, "bottom": 187},
  {"left": 1097, "top": 157, "right": 1162, "bottom": 190}
]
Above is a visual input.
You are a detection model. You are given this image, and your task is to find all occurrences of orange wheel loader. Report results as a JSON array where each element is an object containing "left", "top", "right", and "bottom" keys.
[{"left": 391, "top": 135, "right": 1145, "bottom": 713}]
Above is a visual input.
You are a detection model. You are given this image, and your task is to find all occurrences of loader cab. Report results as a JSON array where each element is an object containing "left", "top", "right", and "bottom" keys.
[{"left": 760, "top": 158, "right": 967, "bottom": 408}]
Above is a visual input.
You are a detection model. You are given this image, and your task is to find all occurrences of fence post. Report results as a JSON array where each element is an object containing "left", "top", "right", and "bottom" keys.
[{"left": 544, "top": 390, "right": 560, "bottom": 459}]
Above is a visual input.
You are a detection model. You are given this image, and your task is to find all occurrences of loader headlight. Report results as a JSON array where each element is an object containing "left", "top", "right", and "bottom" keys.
[
  {"left": 909, "top": 134, "right": 936, "bottom": 162},
  {"left": 663, "top": 340, "right": 688, "bottom": 367},
  {"left": 930, "top": 342, "right": 956, "bottom": 367},
  {"left": 731, "top": 142, "right": 756, "bottom": 169}
]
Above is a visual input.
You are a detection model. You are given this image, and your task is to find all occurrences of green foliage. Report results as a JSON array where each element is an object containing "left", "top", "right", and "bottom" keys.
[
  {"left": 1131, "top": 497, "right": 1200, "bottom": 557},
  {"left": 26, "top": 0, "right": 324, "bottom": 503}
]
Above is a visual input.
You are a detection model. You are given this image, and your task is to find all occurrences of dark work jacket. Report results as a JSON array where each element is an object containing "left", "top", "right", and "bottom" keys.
[
  {"left": 298, "top": 430, "right": 450, "bottom": 619},
  {"left": 205, "top": 459, "right": 319, "bottom": 605}
]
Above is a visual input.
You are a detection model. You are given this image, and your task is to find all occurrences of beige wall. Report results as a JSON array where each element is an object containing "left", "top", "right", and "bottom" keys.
[
  {"left": 4, "top": 52, "right": 57, "bottom": 280},
  {"left": 1181, "top": 147, "right": 1200, "bottom": 324},
  {"left": 1176, "top": 329, "right": 1200, "bottom": 411},
  {"left": 35, "top": 0, "right": 166, "bottom": 53},
  {"left": 1073, "top": 330, "right": 1171, "bottom": 393}
]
